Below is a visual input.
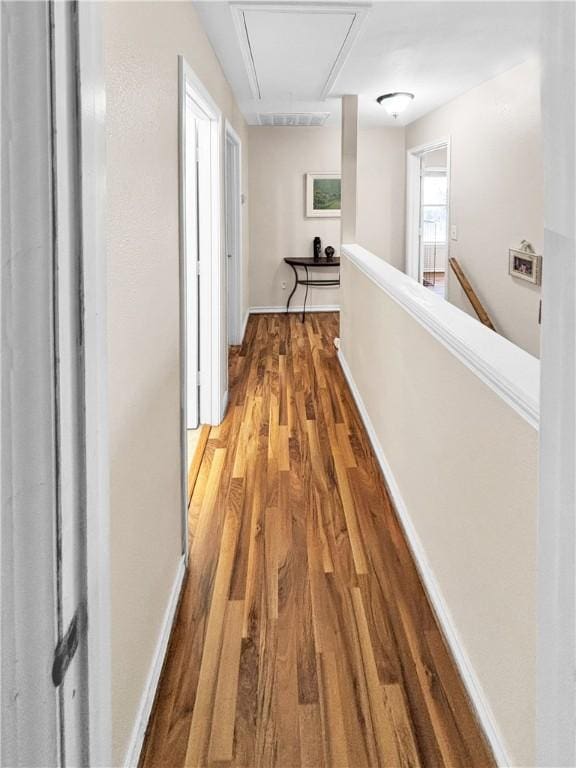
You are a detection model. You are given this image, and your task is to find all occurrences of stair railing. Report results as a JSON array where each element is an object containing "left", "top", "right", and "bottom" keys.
[{"left": 448, "top": 257, "right": 496, "bottom": 331}]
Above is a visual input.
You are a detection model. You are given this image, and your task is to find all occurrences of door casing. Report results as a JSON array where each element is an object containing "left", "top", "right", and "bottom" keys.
[
  {"left": 1, "top": 2, "right": 111, "bottom": 765},
  {"left": 178, "top": 56, "right": 224, "bottom": 561},
  {"left": 225, "top": 121, "right": 243, "bottom": 346},
  {"left": 405, "top": 137, "right": 451, "bottom": 286}
]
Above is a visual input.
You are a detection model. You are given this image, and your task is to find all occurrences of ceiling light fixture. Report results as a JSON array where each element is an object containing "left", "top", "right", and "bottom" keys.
[{"left": 376, "top": 92, "right": 415, "bottom": 119}]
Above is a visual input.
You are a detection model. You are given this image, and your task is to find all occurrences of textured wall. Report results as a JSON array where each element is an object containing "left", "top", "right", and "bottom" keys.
[
  {"left": 406, "top": 60, "right": 543, "bottom": 357},
  {"left": 247, "top": 126, "right": 405, "bottom": 309},
  {"left": 356, "top": 128, "right": 406, "bottom": 269},
  {"left": 103, "top": 3, "right": 248, "bottom": 762},
  {"left": 340, "top": 256, "right": 538, "bottom": 766},
  {"left": 248, "top": 126, "right": 342, "bottom": 310}
]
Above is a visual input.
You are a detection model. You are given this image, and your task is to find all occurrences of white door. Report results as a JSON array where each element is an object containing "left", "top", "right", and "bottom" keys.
[
  {"left": 185, "top": 97, "right": 200, "bottom": 429},
  {"left": 185, "top": 94, "right": 213, "bottom": 429},
  {"left": 225, "top": 131, "right": 241, "bottom": 345}
]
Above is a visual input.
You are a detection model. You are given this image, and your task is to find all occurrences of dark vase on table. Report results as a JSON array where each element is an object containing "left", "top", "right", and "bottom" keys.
[{"left": 313, "top": 236, "right": 322, "bottom": 262}]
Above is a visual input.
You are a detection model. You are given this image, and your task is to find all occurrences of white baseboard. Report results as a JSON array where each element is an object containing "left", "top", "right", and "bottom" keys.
[
  {"left": 240, "top": 309, "right": 249, "bottom": 342},
  {"left": 249, "top": 304, "right": 340, "bottom": 314},
  {"left": 221, "top": 389, "right": 229, "bottom": 421},
  {"left": 337, "top": 349, "right": 510, "bottom": 768},
  {"left": 124, "top": 555, "right": 187, "bottom": 767}
]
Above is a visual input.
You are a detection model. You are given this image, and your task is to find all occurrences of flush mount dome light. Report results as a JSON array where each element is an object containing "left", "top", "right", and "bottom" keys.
[{"left": 376, "top": 92, "right": 414, "bottom": 119}]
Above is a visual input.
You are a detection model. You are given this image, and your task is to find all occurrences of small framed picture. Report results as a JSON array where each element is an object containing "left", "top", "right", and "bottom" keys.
[
  {"left": 306, "top": 173, "right": 341, "bottom": 218},
  {"left": 509, "top": 248, "right": 541, "bottom": 285}
]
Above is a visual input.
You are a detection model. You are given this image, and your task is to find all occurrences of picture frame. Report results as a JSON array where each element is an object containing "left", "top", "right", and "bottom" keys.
[
  {"left": 509, "top": 248, "right": 541, "bottom": 285},
  {"left": 306, "top": 173, "right": 341, "bottom": 218}
]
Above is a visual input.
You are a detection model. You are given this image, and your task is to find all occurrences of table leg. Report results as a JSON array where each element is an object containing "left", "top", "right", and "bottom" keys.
[{"left": 286, "top": 263, "right": 298, "bottom": 314}]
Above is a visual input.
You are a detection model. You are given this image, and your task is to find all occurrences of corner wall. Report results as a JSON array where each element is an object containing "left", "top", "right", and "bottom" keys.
[
  {"left": 103, "top": 2, "right": 248, "bottom": 762},
  {"left": 357, "top": 128, "right": 406, "bottom": 269},
  {"left": 247, "top": 126, "right": 342, "bottom": 311},
  {"left": 406, "top": 59, "right": 543, "bottom": 357},
  {"left": 247, "top": 126, "right": 405, "bottom": 310}
]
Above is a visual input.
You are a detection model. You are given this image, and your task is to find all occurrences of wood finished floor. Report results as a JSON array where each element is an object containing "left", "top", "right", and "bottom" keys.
[{"left": 140, "top": 312, "right": 494, "bottom": 768}]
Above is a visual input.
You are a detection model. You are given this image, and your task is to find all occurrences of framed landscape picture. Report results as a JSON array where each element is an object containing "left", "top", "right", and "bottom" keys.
[{"left": 306, "top": 173, "right": 341, "bottom": 218}]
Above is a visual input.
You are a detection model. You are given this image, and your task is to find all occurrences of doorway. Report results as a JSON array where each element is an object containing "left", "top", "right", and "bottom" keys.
[
  {"left": 178, "top": 57, "right": 223, "bottom": 556},
  {"left": 183, "top": 87, "right": 211, "bottom": 430},
  {"left": 406, "top": 139, "right": 451, "bottom": 298},
  {"left": 225, "top": 123, "right": 243, "bottom": 347}
]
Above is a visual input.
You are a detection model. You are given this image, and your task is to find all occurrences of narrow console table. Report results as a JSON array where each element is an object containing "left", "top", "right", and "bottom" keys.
[{"left": 284, "top": 256, "right": 340, "bottom": 322}]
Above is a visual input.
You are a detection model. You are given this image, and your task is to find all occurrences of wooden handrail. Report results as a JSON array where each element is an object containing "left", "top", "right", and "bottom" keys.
[{"left": 449, "top": 257, "right": 496, "bottom": 331}]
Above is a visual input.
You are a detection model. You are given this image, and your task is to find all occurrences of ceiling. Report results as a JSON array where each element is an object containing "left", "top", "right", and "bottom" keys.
[{"left": 194, "top": 1, "right": 544, "bottom": 128}]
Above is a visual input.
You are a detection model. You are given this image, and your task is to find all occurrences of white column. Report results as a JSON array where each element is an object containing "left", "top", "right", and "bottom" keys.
[
  {"left": 537, "top": 3, "right": 576, "bottom": 766},
  {"left": 341, "top": 95, "right": 359, "bottom": 245}
]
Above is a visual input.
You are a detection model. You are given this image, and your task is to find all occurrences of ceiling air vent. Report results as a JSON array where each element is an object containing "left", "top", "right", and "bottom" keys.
[{"left": 258, "top": 112, "right": 330, "bottom": 127}]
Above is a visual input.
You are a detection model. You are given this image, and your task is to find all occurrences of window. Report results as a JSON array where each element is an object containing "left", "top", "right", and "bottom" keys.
[{"left": 421, "top": 172, "right": 448, "bottom": 243}]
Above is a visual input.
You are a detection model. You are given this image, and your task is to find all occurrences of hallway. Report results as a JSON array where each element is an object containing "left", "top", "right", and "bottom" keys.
[{"left": 140, "top": 312, "right": 494, "bottom": 768}]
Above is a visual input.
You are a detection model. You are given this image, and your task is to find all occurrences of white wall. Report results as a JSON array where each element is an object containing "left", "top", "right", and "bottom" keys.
[
  {"left": 248, "top": 126, "right": 341, "bottom": 310},
  {"left": 247, "top": 126, "right": 406, "bottom": 309},
  {"left": 103, "top": 3, "right": 248, "bottom": 762},
  {"left": 340, "top": 252, "right": 538, "bottom": 767},
  {"left": 357, "top": 128, "right": 406, "bottom": 269},
  {"left": 406, "top": 59, "right": 543, "bottom": 357}
]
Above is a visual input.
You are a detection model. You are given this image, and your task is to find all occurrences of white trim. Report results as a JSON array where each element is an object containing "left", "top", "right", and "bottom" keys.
[
  {"left": 337, "top": 349, "right": 510, "bottom": 768},
  {"left": 182, "top": 57, "right": 221, "bottom": 120},
  {"left": 1, "top": 5, "right": 61, "bottom": 763},
  {"left": 178, "top": 57, "right": 223, "bottom": 426},
  {"left": 249, "top": 304, "right": 340, "bottom": 314},
  {"left": 405, "top": 137, "right": 451, "bottom": 284},
  {"left": 221, "top": 390, "right": 229, "bottom": 422},
  {"left": 77, "top": 3, "right": 112, "bottom": 765},
  {"left": 225, "top": 120, "right": 243, "bottom": 345},
  {"left": 224, "top": 118, "right": 241, "bottom": 148},
  {"left": 178, "top": 57, "right": 189, "bottom": 560},
  {"left": 230, "top": 3, "right": 369, "bottom": 101},
  {"left": 342, "top": 244, "right": 539, "bottom": 429},
  {"left": 240, "top": 309, "right": 250, "bottom": 342},
  {"left": 179, "top": 57, "right": 223, "bottom": 561},
  {"left": 405, "top": 150, "right": 421, "bottom": 279},
  {"left": 537, "top": 4, "right": 576, "bottom": 764},
  {"left": 123, "top": 556, "right": 186, "bottom": 768}
]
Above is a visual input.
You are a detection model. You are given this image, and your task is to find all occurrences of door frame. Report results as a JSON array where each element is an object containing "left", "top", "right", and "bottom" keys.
[
  {"left": 405, "top": 137, "right": 451, "bottom": 284},
  {"left": 178, "top": 56, "right": 223, "bottom": 558},
  {"left": 77, "top": 4, "right": 112, "bottom": 764},
  {"left": 1, "top": 2, "right": 111, "bottom": 765},
  {"left": 537, "top": 3, "right": 576, "bottom": 765},
  {"left": 224, "top": 121, "right": 243, "bottom": 346}
]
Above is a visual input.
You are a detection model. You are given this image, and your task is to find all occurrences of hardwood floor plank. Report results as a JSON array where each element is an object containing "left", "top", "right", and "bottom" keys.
[
  {"left": 188, "top": 424, "right": 211, "bottom": 504},
  {"left": 383, "top": 683, "right": 422, "bottom": 768},
  {"left": 208, "top": 600, "right": 244, "bottom": 763},
  {"left": 278, "top": 424, "right": 290, "bottom": 472},
  {"left": 351, "top": 586, "right": 403, "bottom": 767},
  {"left": 335, "top": 422, "right": 358, "bottom": 469},
  {"left": 184, "top": 510, "right": 239, "bottom": 767},
  {"left": 140, "top": 313, "right": 495, "bottom": 768},
  {"left": 333, "top": 449, "right": 368, "bottom": 575},
  {"left": 298, "top": 703, "right": 324, "bottom": 768},
  {"left": 318, "top": 651, "right": 350, "bottom": 768}
]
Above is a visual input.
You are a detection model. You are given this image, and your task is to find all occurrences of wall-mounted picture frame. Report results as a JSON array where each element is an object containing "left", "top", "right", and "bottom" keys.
[
  {"left": 306, "top": 173, "right": 341, "bottom": 218},
  {"left": 509, "top": 248, "right": 541, "bottom": 285}
]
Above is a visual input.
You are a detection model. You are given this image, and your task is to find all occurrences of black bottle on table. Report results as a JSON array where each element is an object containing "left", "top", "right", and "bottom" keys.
[{"left": 313, "top": 236, "right": 322, "bottom": 262}]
